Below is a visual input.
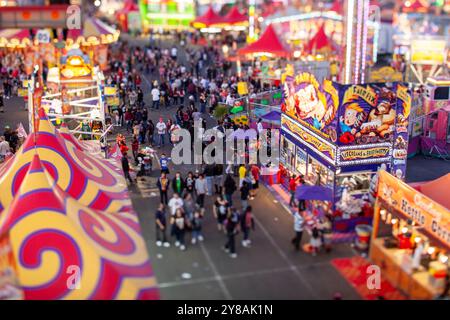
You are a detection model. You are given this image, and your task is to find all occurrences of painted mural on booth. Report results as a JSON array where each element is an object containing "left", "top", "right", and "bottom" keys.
[
  {"left": 337, "top": 83, "right": 398, "bottom": 146},
  {"left": 391, "top": 83, "right": 411, "bottom": 180},
  {"left": 282, "top": 73, "right": 340, "bottom": 143}
]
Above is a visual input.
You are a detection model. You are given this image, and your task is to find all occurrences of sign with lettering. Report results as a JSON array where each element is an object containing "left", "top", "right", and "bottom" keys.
[
  {"left": 377, "top": 171, "right": 450, "bottom": 249},
  {"left": 340, "top": 147, "right": 390, "bottom": 161},
  {"left": 281, "top": 115, "right": 336, "bottom": 164}
]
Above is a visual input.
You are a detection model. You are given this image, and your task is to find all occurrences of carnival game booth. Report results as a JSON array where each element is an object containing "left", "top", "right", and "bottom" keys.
[
  {"left": 370, "top": 170, "right": 450, "bottom": 300},
  {"left": 407, "top": 77, "right": 450, "bottom": 158},
  {"left": 0, "top": 110, "right": 159, "bottom": 300},
  {"left": 280, "top": 73, "right": 411, "bottom": 233}
]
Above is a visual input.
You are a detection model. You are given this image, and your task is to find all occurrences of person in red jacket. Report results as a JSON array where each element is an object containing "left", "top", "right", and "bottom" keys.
[{"left": 289, "top": 174, "right": 299, "bottom": 207}]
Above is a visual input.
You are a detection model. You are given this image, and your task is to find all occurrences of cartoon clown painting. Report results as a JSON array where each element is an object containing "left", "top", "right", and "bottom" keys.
[{"left": 339, "top": 103, "right": 366, "bottom": 144}]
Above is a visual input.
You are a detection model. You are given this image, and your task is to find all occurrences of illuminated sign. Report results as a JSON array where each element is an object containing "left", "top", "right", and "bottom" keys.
[
  {"left": 341, "top": 147, "right": 390, "bottom": 161},
  {"left": 281, "top": 115, "right": 336, "bottom": 164},
  {"left": 411, "top": 39, "right": 447, "bottom": 65},
  {"left": 337, "top": 143, "right": 392, "bottom": 166},
  {"left": 377, "top": 171, "right": 450, "bottom": 248}
]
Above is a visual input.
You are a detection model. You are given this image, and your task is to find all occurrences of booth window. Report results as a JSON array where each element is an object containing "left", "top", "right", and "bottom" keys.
[
  {"left": 336, "top": 172, "right": 372, "bottom": 195},
  {"left": 434, "top": 86, "right": 449, "bottom": 100},
  {"left": 295, "top": 147, "right": 307, "bottom": 176},
  {"left": 307, "top": 157, "right": 334, "bottom": 187}
]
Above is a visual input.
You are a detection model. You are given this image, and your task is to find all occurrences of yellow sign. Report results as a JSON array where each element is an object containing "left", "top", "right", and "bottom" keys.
[
  {"left": 237, "top": 82, "right": 248, "bottom": 96},
  {"left": 411, "top": 39, "right": 446, "bottom": 65},
  {"left": 17, "top": 88, "right": 28, "bottom": 97},
  {"left": 340, "top": 147, "right": 390, "bottom": 161},
  {"left": 343, "top": 85, "right": 377, "bottom": 106},
  {"left": 282, "top": 116, "right": 335, "bottom": 161},
  {"left": 377, "top": 171, "right": 450, "bottom": 248},
  {"left": 369, "top": 66, "right": 403, "bottom": 83},
  {"left": 104, "top": 86, "right": 118, "bottom": 96}
]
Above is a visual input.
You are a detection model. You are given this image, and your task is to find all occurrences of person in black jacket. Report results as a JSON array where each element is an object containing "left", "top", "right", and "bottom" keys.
[
  {"left": 223, "top": 174, "right": 236, "bottom": 207},
  {"left": 223, "top": 208, "right": 240, "bottom": 258},
  {"left": 121, "top": 154, "right": 133, "bottom": 184},
  {"left": 213, "top": 164, "right": 224, "bottom": 194},
  {"left": 203, "top": 164, "right": 215, "bottom": 196}
]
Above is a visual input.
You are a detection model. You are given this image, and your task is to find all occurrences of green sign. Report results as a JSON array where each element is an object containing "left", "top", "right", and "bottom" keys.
[
  {"left": 230, "top": 105, "right": 244, "bottom": 114},
  {"left": 273, "top": 92, "right": 282, "bottom": 99}
]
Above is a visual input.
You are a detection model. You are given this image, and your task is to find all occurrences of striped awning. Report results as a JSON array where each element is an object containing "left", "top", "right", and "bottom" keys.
[
  {"left": 0, "top": 29, "right": 32, "bottom": 48},
  {"left": 67, "top": 17, "right": 120, "bottom": 46}
]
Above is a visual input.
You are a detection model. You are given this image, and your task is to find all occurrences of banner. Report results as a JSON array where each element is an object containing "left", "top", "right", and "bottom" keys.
[
  {"left": 391, "top": 83, "right": 411, "bottom": 180},
  {"left": 377, "top": 171, "right": 450, "bottom": 249}
]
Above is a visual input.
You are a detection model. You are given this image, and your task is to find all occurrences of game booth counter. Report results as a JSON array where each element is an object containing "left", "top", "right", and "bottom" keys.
[
  {"left": 278, "top": 72, "right": 412, "bottom": 234},
  {"left": 370, "top": 170, "right": 450, "bottom": 300},
  {"left": 407, "top": 76, "right": 450, "bottom": 158}
]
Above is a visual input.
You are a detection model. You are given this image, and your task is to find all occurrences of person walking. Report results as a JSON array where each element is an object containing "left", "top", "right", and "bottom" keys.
[
  {"left": 223, "top": 174, "right": 236, "bottom": 207},
  {"left": 195, "top": 174, "right": 207, "bottom": 208},
  {"left": 203, "top": 164, "right": 215, "bottom": 196},
  {"left": 240, "top": 205, "right": 255, "bottom": 248},
  {"left": 147, "top": 119, "right": 155, "bottom": 146},
  {"left": 291, "top": 210, "right": 305, "bottom": 251},
  {"left": 172, "top": 171, "right": 185, "bottom": 195},
  {"left": 250, "top": 164, "right": 260, "bottom": 199},
  {"left": 240, "top": 181, "right": 250, "bottom": 211},
  {"left": 213, "top": 163, "right": 223, "bottom": 195},
  {"left": 131, "top": 135, "right": 139, "bottom": 162},
  {"left": 238, "top": 164, "right": 246, "bottom": 188},
  {"left": 171, "top": 208, "right": 187, "bottom": 251},
  {"left": 159, "top": 153, "right": 171, "bottom": 174},
  {"left": 214, "top": 195, "right": 228, "bottom": 232},
  {"left": 184, "top": 171, "right": 195, "bottom": 198},
  {"left": 289, "top": 174, "right": 298, "bottom": 207},
  {"left": 167, "top": 192, "right": 184, "bottom": 217},
  {"left": 0, "top": 136, "right": 10, "bottom": 162},
  {"left": 155, "top": 203, "right": 170, "bottom": 247},
  {"left": 157, "top": 172, "right": 170, "bottom": 205},
  {"left": 310, "top": 227, "right": 322, "bottom": 256},
  {"left": 223, "top": 208, "right": 240, "bottom": 258},
  {"left": 121, "top": 154, "right": 134, "bottom": 184},
  {"left": 191, "top": 210, "right": 204, "bottom": 244},
  {"left": 156, "top": 118, "right": 167, "bottom": 148},
  {"left": 183, "top": 193, "right": 196, "bottom": 221},
  {"left": 151, "top": 85, "right": 160, "bottom": 109}
]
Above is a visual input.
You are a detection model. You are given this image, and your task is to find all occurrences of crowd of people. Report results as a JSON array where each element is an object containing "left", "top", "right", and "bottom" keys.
[{"left": 152, "top": 163, "right": 259, "bottom": 258}]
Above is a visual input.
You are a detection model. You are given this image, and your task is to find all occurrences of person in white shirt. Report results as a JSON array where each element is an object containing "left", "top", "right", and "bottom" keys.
[
  {"left": 225, "top": 94, "right": 234, "bottom": 106},
  {"left": 156, "top": 118, "right": 167, "bottom": 147},
  {"left": 151, "top": 87, "right": 160, "bottom": 109},
  {"left": 257, "top": 119, "right": 264, "bottom": 136},
  {"left": 171, "top": 47, "right": 177, "bottom": 61},
  {"left": 0, "top": 136, "right": 10, "bottom": 160},
  {"left": 168, "top": 193, "right": 184, "bottom": 216}
]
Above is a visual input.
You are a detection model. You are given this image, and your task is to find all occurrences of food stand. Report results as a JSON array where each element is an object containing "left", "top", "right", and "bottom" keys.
[
  {"left": 280, "top": 72, "right": 411, "bottom": 232},
  {"left": 370, "top": 170, "right": 450, "bottom": 300}
]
